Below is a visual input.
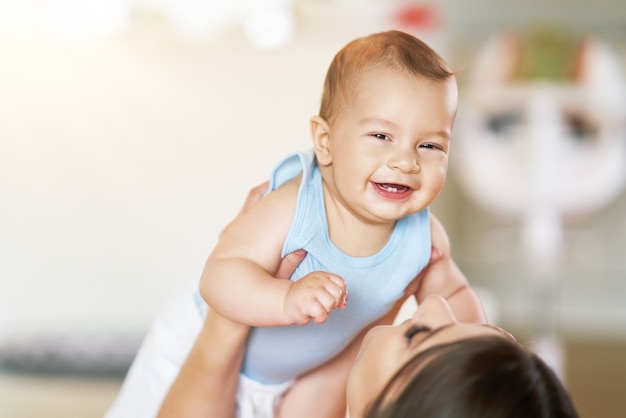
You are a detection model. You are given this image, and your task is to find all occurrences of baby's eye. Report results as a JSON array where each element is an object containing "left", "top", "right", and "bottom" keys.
[
  {"left": 419, "top": 143, "right": 447, "bottom": 152},
  {"left": 404, "top": 325, "right": 431, "bottom": 343},
  {"left": 372, "top": 133, "right": 390, "bottom": 141}
]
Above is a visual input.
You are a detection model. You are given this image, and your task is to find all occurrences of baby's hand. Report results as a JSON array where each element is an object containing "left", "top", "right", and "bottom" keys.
[{"left": 284, "top": 271, "right": 347, "bottom": 325}]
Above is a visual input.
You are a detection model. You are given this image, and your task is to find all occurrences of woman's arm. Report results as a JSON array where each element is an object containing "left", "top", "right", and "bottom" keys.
[
  {"left": 157, "top": 309, "right": 248, "bottom": 418},
  {"left": 158, "top": 249, "right": 307, "bottom": 418},
  {"left": 158, "top": 181, "right": 307, "bottom": 417},
  {"left": 413, "top": 214, "right": 486, "bottom": 323}
]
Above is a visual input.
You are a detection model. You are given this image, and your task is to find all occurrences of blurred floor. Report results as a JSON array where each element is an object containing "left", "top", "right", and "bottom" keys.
[
  {"left": 0, "top": 337, "right": 624, "bottom": 418},
  {"left": 0, "top": 373, "right": 122, "bottom": 418},
  {"left": 566, "top": 338, "right": 626, "bottom": 418}
]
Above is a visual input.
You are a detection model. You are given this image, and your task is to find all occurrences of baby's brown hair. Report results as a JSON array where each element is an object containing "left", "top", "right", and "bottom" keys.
[{"left": 319, "top": 30, "right": 454, "bottom": 124}]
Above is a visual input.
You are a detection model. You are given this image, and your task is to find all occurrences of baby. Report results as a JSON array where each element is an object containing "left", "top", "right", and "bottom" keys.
[{"left": 200, "top": 29, "right": 485, "bottom": 418}]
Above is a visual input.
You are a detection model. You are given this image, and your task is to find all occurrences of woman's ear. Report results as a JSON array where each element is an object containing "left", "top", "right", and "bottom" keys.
[{"left": 310, "top": 115, "right": 333, "bottom": 166}]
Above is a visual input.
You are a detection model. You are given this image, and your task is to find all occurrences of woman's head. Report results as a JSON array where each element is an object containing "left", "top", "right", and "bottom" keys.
[
  {"left": 365, "top": 336, "right": 578, "bottom": 418},
  {"left": 347, "top": 295, "right": 578, "bottom": 418}
]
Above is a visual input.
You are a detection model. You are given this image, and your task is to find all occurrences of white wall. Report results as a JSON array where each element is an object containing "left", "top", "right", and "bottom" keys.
[{"left": 0, "top": 22, "right": 343, "bottom": 338}]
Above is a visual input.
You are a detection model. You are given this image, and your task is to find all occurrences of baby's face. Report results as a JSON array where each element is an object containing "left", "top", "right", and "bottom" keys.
[{"left": 324, "top": 67, "right": 457, "bottom": 223}]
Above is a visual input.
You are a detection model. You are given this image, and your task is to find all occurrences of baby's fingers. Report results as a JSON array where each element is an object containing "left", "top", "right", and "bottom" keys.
[
  {"left": 324, "top": 274, "right": 348, "bottom": 309},
  {"left": 308, "top": 302, "right": 329, "bottom": 324}
]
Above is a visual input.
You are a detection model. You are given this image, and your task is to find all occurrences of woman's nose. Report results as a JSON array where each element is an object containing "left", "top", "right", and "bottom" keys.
[{"left": 412, "top": 294, "right": 457, "bottom": 328}]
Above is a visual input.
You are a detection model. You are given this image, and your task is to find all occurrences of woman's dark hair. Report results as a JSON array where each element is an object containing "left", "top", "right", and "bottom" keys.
[{"left": 365, "top": 335, "right": 579, "bottom": 418}]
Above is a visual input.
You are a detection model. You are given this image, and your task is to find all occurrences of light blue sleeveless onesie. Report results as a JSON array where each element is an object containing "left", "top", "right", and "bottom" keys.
[{"left": 240, "top": 150, "right": 432, "bottom": 384}]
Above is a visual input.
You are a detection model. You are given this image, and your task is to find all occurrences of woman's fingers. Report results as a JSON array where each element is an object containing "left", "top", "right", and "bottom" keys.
[
  {"left": 239, "top": 181, "right": 269, "bottom": 215},
  {"left": 219, "top": 181, "right": 270, "bottom": 238},
  {"left": 275, "top": 249, "right": 307, "bottom": 280}
]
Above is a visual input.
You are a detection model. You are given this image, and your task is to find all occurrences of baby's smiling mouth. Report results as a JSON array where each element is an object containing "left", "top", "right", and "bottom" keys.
[{"left": 375, "top": 183, "right": 411, "bottom": 193}]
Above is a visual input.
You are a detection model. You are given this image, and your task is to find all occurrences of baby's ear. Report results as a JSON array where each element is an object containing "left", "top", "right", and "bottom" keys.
[{"left": 310, "top": 115, "right": 333, "bottom": 165}]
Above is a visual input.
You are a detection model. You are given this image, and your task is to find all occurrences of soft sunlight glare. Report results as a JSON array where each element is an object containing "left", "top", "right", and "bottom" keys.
[
  {"left": 243, "top": 6, "right": 295, "bottom": 49},
  {"left": 44, "top": 0, "right": 130, "bottom": 42}
]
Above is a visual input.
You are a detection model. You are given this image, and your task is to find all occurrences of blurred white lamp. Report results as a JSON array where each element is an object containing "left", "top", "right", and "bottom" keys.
[{"left": 453, "top": 29, "right": 626, "bottom": 378}]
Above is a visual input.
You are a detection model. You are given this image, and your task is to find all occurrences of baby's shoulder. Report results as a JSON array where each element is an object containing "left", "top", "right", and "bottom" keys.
[
  {"left": 262, "top": 173, "right": 302, "bottom": 211},
  {"left": 429, "top": 213, "right": 451, "bottom": 253},
  {"left": 270, "top": 173, "right": 301, "bottom": 195}
]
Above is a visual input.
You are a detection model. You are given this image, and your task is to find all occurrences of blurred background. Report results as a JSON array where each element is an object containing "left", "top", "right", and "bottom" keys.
[{"left": 1, "top": 0, "right": 625, "bottom": 417}]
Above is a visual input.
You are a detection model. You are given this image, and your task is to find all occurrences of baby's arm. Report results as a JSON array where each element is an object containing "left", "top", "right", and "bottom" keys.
[
  {"left": 200, "top": 178, "right": 346, "bottom": 326},
  {"left": 411, "top": 214, "right": 487, "bottom": 323}
]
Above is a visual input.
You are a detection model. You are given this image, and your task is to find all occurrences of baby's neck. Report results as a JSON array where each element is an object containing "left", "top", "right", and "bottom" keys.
[{"left": 323, "top": 188, "right": 396, "bottom": 257}]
